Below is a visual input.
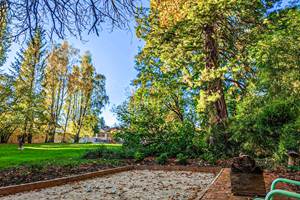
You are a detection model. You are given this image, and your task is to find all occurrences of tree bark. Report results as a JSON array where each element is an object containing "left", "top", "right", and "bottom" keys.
[
  {"left": 46, "top": 83, "right": 57, "bottom": 143},
  {"left": 204, "top": 24, "right": 228, "bottom": 124},
  {"left": 62, "top": 98, "right": 72, "bottom": 143},
  {"left": 74, "top": 111, "right": 84, "bottom": 143},
  {"left": 74, "top": 94, "right": 89, "bottom": 143},
  {"left": 44, "top": 132, "right": 48, "bottom": 143},
  {"left": 46, "top": 111, "right": 56, "bottom": 143},
  {"left": 47, "top": 121, "right": 56, "bottom": 143}
]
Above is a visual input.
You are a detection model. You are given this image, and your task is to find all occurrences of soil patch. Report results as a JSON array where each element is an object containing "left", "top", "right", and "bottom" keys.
[{"left": 0, "top": 162, "right": 127, "bottom": 187}]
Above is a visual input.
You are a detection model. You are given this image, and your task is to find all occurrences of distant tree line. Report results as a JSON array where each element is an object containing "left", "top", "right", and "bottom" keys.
[{"left": 0, "top": 28, "right": 108, "bottom": 143}]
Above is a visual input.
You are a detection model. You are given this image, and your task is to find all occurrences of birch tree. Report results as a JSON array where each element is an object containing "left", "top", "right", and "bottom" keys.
[{"left": 44, "top": 41, "right": 77, "bottom": 142}]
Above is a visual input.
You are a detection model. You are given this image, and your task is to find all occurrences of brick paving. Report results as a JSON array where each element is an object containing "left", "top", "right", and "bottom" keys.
[
  {"left": 201, "top": 168, "right": 251, "bottom": 200},
  {"left": 201, "top": 168, "right": 300, "bottom": 200}
]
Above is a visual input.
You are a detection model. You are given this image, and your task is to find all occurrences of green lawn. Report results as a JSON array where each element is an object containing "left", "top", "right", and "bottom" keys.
[{"left": 0, "top": 143, "right": 122, "bottom": 169}]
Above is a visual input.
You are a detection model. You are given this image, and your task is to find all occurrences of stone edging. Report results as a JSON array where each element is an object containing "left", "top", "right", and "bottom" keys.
[{"left": 0, "top": 165, "right": 222, "bottom": 197}]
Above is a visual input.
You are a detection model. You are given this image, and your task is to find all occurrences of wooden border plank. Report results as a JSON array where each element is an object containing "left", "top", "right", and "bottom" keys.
[
  {"left": 0, "top": 166, "right": 133, "bottom": 197},
  {"left": 134, "top": 165, "right": 221, "bottom": 174},
  {"left": 0, "top": 165, "right": 221, "bottom": 197}
]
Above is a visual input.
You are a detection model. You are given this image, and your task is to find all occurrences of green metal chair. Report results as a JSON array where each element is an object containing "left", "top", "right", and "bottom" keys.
[{"left": 254, "top": 178, "right": 300, "bottom": 200}]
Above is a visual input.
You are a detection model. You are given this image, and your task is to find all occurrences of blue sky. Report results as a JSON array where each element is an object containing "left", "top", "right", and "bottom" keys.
[
  {"left": 4, "top": 24, "right": 143, "bottom": 127},
  {"left": 67, "top": 28, "right": 143, "bottom": 127}
]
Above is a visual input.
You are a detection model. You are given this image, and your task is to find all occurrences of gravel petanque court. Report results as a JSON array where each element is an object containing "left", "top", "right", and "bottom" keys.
[{"left": 0, "top": 170, "right": 215, "bottom": 200}]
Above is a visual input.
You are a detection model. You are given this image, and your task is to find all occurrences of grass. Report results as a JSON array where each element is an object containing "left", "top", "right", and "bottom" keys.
[{"left": 0, "top": 143, "right": 122, "bottom": 170}]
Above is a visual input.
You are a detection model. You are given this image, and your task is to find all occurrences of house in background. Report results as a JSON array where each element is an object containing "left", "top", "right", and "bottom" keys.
[{"left": 79, "top": 127, "right": 120, "bottom": 144}]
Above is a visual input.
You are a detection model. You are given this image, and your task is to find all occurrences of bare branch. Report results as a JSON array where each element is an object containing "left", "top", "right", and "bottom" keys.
[{"left": 2, "top": 0, "right": 141, "bottom": 41}]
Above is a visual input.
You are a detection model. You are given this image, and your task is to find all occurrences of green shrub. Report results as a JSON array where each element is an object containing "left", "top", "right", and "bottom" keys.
[
  {"left": 176, "top": 153, "right": 188, "bottom": 165},
  {"left": 122, "top": 148, "right": 135, "bottom": 159},
  {"left": 27, "top": 163, "right": 44, "bottom": 171},
  {"left": 113, "top": 101, "right": 202, "bottom": 158},
  {"left": 231, "top": 98, "right": 300, "bottom": 159},
  {"left": 274, "top": 118, "right": 300, "bottom": 162},
  {"left": 116, "top": 119, "right": 201, "bottom": 158},
  {"left": 134, "top": 151, "right": 145, "bottom": 162},
  {"left": 156, "top": 153, "right": 168, "bottom": 165},
  {"left": 82, "top": 145, "right": 123, "bottom": 159},
  {"left": 201, "top": 152, "right": 216, "bottom": 164}
]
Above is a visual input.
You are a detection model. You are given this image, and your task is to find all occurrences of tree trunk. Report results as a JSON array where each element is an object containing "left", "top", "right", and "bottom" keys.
[
  {"left": 44, "top": 133, "right": 48, "bottom": 143},
  {"left": 47, "top": 115, "right": 56, "bottom": 143},
  {"left": 213, "top": 79, "right": 228, "bottom": 123},
  {"left": 61, "top": 99, "right": 72, "bottom": 143},
  {"left": 22, "top": 118, "right": 29, "bottom": 143},
  {"left": 74, "top": 119, "right": 83, "bottom": 143},
  {"left": 47, "top": 124, "right": 56, "bottom": 143},
  {"left": 47, "top": 133, "right": 55, "bottom": 143},
  {"left": 61, "top": 128, "right": 67, "bottom": 143},
  {"left": 74, "top": 133, "right": 79, "bottom": 143},
  {"left": 0, "top": 134, "right": 8, "bottom": 143},
  {"left": 204, "top": 24, "right": 228, "bottom": 124},
  {"left": 0, "top": 126, "right": 16, "bottom": 143},
  {"left": 27, "top": 134, "right": 32, "bottom": 144},
  {"left": 27, "top": 121, "right": 33, "bottom": 143},
  {"left": 74, "top": 94, "right": 87, "bottom": 143}
]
